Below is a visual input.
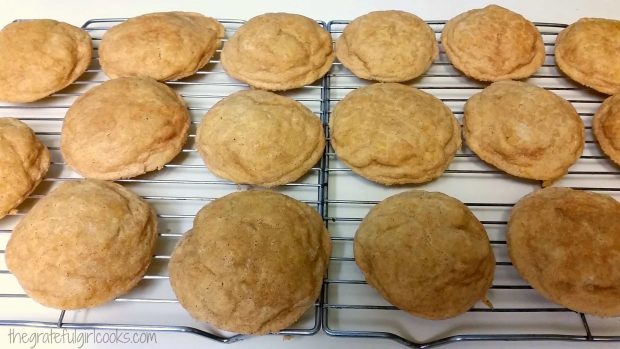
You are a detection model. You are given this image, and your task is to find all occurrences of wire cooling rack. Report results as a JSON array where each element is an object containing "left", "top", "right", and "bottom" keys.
[
  {"left": 0, "top": 18, "right": 327, "bottom": 344},
  {"left": 322, "top": 20, "right": 620, "bottom": 348},
  {"left": 1, "top": 16, "right": 620, "bottom": 348}
]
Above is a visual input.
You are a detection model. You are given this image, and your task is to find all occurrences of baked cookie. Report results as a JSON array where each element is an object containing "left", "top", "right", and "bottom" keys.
[
  {"left": 196, "top": 90, "right": 324, "bottom": 186},
  {"left": 441, "top": 5, "right": 544, "bottom": 81},
  {"left": 330, "top": 83, "right": 460, "bottom": 185},
  {"left": 335, "top": 11, "right": 438, "bottom": 82},
  {"left": 100, "top": 12, "right": 224, "bottom": 81},
  {"left": 61, "top": 77, "right": 189, "bottom": 180},
  {"left": 555, "top": 18, "right": 620, "bottom": 95},
  {"left": 508, "top": 187, "right": 620, "bottom": 317},
  {"left": 464, "top": 80, "right": 584, "bottom": 182},
  {"left": 0, "top": 19, "right": 92, "bottom": 103},
  {"left": 355, "top": 190, "right": 495, "bottom": 320},
  {"left": 5, "top": 179, "right": 158, "bottom": 309},
  {"left": 221, "top": 13, "right": 334, "bottom": 90},
  {"left": 594, "top": 94, "right": 620, "bottom": 165},
  {"left": 169, "top": 190, "right": 331, "bottom": 334},
  {"left": 0, "top": 118, "right": 49, "bottom": 219}
]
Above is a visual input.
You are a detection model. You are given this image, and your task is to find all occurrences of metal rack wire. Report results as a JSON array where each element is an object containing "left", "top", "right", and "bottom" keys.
[
  {"left": 0, "top": 18, "right": 327, "bottom": 344},
  {"left": 322, "top": 20, "right": 620, "bottom": 348}
]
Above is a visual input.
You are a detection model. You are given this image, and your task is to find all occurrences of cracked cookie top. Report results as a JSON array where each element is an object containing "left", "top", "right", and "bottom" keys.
[
  {"left": 99, "top": 12, "right": 224, "bottom": 81},
  {"left": 555, "top": 18, "right": 620, "bottom": 95},
  {"left": 464, "top": 80, "right": 584, "bottom": 182},
  {"left": 169, "top": 190, "right": 331, "bottom": 334},
  {"left": 336, "top": 10, "right": 438, "bottom": 82},
  {"left": 0, "top": 19, "right": 91, "bottom": 102},
  {"left": 508, "top": 187, "right": 620, "bottom": 317},
  {"left": 441, "top": 5, "right": 544, "bottom": 82},
  {"left": 196, "top": 90, "right": 324, "bottom": 187},
  {"left": 355, "top": 190, "right": 495, "bottom": 319},
  {"left": 0, "top": 118, "right": 49, "bottom": 219},
  {"left": 6, "top": 179, "right": 158, "bottom": 309},
  {"left": 330, "top": 83, "right": 460, "bottom": 185},
  {"left": 61, "top": 77, "right": 190, "bottom": 180},
  {"left": 221, "top": 13, "right": 334, "bottom": 91},
  {"left": 594, "top": 94, "right": 620, "bottom": 165}
]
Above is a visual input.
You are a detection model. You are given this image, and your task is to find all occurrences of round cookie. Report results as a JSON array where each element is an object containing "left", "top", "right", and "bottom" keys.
[
  {"left": 329, "top": 83, "right": 460, "bottom": 185},
  {"left": 5, "top": 179, "right": 158, "bottom": 309},
  {"left": 464, "top": 80, "right": 584, "bottom": 182},
  {"left": 555, "top": 18, "right": 620, "bottom": 95},
  {"left": 61, "top": 77, "right": 190, "bottom": 180},
  {"left": 335, "top": 11, "right": 438, "bottom": 82},
  {"left": 594, "top": 94, "right": 620, "bottom": 165},
  {"left": 99, "top": 12, "right": 224, "bottom": 81},
  {"left": 169, "top": 190, "right": 331, "bottom": 334},
  {"left": 354, "top": 190, "right": 495, "bottom": 320},
  {"left": 441, "top": 5, "right": 544, "bottom": 82},
  {"left": 221, "top": 13, "right": 334, "bottom": 91},
  {"left": 0, "top": 118, "right": 49, "bottom": 219},
  {"left": 508, "top": 187, "right": 620, "bottom": 317},
  {"left": 0, "top": 19, "right": 92, "bottom": 103},
  {"left": 196, "top": 90, "right": 324, "bottom": 187}
]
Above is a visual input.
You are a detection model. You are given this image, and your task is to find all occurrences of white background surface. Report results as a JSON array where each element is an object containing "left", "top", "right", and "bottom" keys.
[{"left": 0, "top": 0, "right": 619, "bottom": 348}]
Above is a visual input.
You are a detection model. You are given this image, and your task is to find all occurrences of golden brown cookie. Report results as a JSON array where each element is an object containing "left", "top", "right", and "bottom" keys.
[
  {"left": 441, "top": 5, "right": 544, "bottom": 81},
  {"left": 196, "top": 90, "right": 324, "bottom": 186},
  {"left": 5, "top": 179, "right": 158, "bottom": 309},
  {"left": 556, "top": 18, "right": 620, "bottom": 95},
  {"left": 221, "top": 13, "right": 334, "bottom": 90},
  {"left": 355, "top": 190, "right": 495, "bottom": 320},
  {"left": 99, "top": 12, "right": 224, "bottom": 81},
  {"left": 0, "top": 118, "right": 49, "bottom": 219},
  {"left": 464, "top": 80, "right": 584, "bottom": 182},
  {"left": 335, "top": 11, "right": 438, "bottom": 82},
  {"left": 594, "top": 94, "right": 620, "bottom": 165},
  {"left": 169, "top": 190, "right": 331, "bottom": 334},
  {"left": 0, "top": 19, "right": 92, "bottom": 103},
  {"left": 508, "top": 187, "right": 620, "bottom": 317},
  {"left": 330, "top": 83, "right": 460, "bottom": 185},
  {"left": 61, "top": 77, "right": 190, "bottom": 180}
]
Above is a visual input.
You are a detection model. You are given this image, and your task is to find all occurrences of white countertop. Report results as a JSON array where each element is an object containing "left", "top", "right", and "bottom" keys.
[
  {"left": 1, "top": 0, "right": 619, "bottom": 348},
  {"left": 1, "top": 0, "right": 618, "bottom": 27}
]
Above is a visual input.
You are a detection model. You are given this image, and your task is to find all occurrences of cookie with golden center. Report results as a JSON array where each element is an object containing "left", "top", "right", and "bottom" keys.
[
  {"left": 0, "top": 118, "right": 49, "bottom": 219},
  {"left": 508, "top": 187, "right": 620, "bottom": 317},
  {"left": 464, "top": 80, "right": 584, "bottom": 182},
  {"left": 355, "top": 190, "right": 495, "bottom": 320},
  {"left": 61, "top": 77, "right": 190, "bottom": 180},
  {"left": 169, "top": 190, "right": 331, "bottom": 334},
  {"left": 99, "top": 12, "right": 224, "bottom": 81},
  {"left": 196, "top": 90, "right": 324, "bottom": 187},
  {"left": 594, "top": 94, "right": 620, "bottom": 165},
  {"left": 335, "top": 11, "right": 438, "bottom": 82},
  {"left": 5, "top": 179, "right": 158, "bottom": 309},
  {"left": 556, "top": 18, "right": 620, "bottom": 95},
  {"left": 0, "top": 19, "right": 92, "bottom": 103},
  {"left": 221, "top": 13, "right": 334, "bottom": 91},
  {"left": 441, "top": 5, "right": 544, "bottom": 81},
  {"left": 329, "top": 83, "right": 460, "bottom": 185}
]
